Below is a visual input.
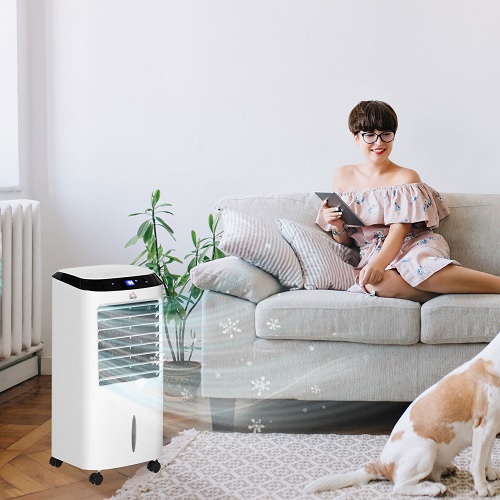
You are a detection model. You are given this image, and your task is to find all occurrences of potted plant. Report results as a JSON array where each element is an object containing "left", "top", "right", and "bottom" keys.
[{"left": 126, "top": 189, "right": 224, "bottom": 398}]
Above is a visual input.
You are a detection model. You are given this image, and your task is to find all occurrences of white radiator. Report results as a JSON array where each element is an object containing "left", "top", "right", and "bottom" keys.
[{"left": 0, "top": 200, "right": 43, "bottom": 390}]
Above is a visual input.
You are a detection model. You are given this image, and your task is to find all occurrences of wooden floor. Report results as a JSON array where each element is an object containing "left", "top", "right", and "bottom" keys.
[
  {"left": 0, "top": 376, "right": 212, "bottom": 500},
  {"left": 0, "top": 375, "right": 407, "bottom": 499}
]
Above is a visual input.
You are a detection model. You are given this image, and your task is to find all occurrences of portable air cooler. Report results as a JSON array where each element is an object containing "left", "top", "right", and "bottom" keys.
[{"left": 50, "top": 265, "right": 164, "bottom": 485}]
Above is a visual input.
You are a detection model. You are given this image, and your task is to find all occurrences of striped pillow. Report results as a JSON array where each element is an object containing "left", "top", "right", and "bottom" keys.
[
  {"left": 277, "top": 219, "right": 356, "bottom": 290},
  {"left": 218, "top": 210, "right": 304, "bottom": 289}
]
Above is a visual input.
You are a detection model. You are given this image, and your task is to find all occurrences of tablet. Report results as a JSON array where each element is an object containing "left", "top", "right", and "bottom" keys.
[{"left": 315, "top": 192, "right": 366, "bottom": 226}]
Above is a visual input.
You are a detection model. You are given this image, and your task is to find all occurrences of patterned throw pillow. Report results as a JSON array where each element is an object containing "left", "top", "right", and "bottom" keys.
[
  {"left": 218, "top": 210, "right": 304, "bottom": 289},
  {"left": 277, "top": 219, "right": 356, "bottom": 290}
]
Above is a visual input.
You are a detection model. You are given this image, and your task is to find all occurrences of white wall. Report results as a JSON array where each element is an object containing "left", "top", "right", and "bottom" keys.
[{"left": 24, "top": 0, "right": 500, "bottom": 371}]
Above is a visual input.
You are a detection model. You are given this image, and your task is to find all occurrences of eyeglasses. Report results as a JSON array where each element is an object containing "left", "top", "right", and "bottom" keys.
[{"left": 358, "top": 131, "right": 395, "bottom": 144}]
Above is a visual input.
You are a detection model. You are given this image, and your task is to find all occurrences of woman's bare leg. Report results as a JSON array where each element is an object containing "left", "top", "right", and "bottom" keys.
[
  {"left": 365, "top": 269, "right": 438, "bottom": 303},
  {"left": 415, "top": 265, "right": 500, "bottom": 294}
]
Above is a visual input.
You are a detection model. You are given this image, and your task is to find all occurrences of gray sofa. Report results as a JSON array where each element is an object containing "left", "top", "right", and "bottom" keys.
[{"left": 191, "top": 192, "right": 500, "bottom": 430}]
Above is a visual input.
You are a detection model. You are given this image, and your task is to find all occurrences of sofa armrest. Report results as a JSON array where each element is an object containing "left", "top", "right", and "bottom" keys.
[{"left": 191, "top": 256, "right": 286, "bottom": 303}]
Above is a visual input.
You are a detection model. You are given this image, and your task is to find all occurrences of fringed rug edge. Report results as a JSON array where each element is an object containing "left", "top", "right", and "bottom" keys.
[{"left": 105, "top": 428, "right": 201, "bottom": 500}]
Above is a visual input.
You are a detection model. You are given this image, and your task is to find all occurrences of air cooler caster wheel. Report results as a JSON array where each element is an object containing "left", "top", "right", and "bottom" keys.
[
  {"left": 147, "top": 460, "right": 161, "bottom": 473},
  {"left": 89, "top": 472, "right": 103, "bottom": 485},
  {"left": 49, "top": 457, "right": 63, "bottom": 468}
]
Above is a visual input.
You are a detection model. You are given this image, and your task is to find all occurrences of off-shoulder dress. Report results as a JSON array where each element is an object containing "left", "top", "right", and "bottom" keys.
[{"left": 316, "top": 182, "right": 460, "bottom": 290}]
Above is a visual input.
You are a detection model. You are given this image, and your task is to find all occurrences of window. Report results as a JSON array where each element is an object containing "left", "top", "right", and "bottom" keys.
[{"left": 0, "top": 0, "right": 20, "bottom": 188}]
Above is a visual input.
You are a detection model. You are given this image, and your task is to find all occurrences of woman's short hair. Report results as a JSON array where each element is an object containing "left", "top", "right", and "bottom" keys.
[{"left": 348, "top": 101, "right": 398, "bottom": 135}]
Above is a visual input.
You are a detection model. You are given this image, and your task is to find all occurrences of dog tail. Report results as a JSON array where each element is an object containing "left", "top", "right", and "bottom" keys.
[{"left": 303, "top": 462, "right": 386, "bottom": 494}]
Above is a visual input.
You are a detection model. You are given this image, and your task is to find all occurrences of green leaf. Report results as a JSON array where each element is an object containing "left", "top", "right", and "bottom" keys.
[
  {"left": 212, "top": 213, "right": 221, "bottom": 231},
  {"left": 145, "top": 239, "right": 156, "bottom": 256},
  {"left": 214, "top": 247, "right": 225, "bottom": 259},
  {"left": 191, "top": 230, "right": 197, "bottom": 247},
  {"left": 186, "top": 257, "right": 197, "bottom": 272},
  {"left": 137, "top": 220, "right": 150, "bottom": 238},
  {"left": 125, "top": 234, "right": 140, "bottom": 248},
  {"left": 208, "top": 213, "right": 214, "bottom": 231},
  {"left": 143, "top": 223, "right": 154, "bottom": 243},
  {"left": 157, "top": 210, "right": 174, "bottom": 218},
  {"left": 166, "top": 254, "right": 183, "bottom": 265},
  {"left": 156, "top": 217, "right": 175, "bottom": 238},
  {"left": 151, "top": 190, "right": 161, "bottom": 207},
  {"left": 178, "top": 274, "right": 190, "bottom": 287},
  {"left": 130, "top": 248, "right": 147, "bottom": 265}
]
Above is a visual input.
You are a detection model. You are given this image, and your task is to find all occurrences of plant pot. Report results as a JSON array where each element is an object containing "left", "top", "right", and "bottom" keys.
[{"left": 163, "top": 361, "right": 201, "bottom": 400}]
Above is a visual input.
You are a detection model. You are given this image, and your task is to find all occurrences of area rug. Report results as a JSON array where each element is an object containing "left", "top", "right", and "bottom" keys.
[{"left": 108, "top": 430, "right": 500, "bottom": 499}]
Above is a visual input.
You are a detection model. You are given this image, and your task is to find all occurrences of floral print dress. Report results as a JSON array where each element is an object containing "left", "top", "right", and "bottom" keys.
[{"left": 316, "top": 182, "right": 460, "bottom": 289}]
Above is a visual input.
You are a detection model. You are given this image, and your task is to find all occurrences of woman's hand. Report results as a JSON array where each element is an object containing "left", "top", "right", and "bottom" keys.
[
  {"left": 321, "top": 200, "right": 344, "bottom": 231},
  {"left": 358, "top": 223, "right": 411, "bottom": 286},
  {"left": 358, "top": 263, "right": 385, "bottom": 286}
]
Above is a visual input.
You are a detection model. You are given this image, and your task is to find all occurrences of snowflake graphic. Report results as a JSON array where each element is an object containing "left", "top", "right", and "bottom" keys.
[
  {"left": 219, "top": 318, "right": 241, "bottom": 338},
  {"left": 266, "top": 319, "right": 281, "bottom": 331},
  {"left": 248, "top": 418, "right": 266, "bottom": 433},
  {"left": 181, "top": 388, "right": 192, "bottom": 399},
  {"left": 311, "top": 384, "right": 321, "bottom": 394},
  {"left": 251, "top": 376, "right": 271, "bottom": 396}
]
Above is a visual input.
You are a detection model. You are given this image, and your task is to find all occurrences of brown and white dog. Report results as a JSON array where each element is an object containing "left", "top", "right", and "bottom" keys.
[{"left": 304, "top": 332, "right": 500, "bottom": 497}]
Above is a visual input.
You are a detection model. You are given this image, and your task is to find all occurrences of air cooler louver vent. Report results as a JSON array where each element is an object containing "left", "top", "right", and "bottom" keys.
[{"left": 97, "top": 300, "right": 161, "bottom": 386}]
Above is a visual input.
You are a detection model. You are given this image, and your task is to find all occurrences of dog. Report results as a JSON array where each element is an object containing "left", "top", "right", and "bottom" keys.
[{"left": 304, "top": 332, "right": 500, "bottom": 497}]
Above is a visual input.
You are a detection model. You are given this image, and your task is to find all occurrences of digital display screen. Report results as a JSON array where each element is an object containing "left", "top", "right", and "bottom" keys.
[{"left": 124, "top": 279, "right": 136, "bottom": 287}]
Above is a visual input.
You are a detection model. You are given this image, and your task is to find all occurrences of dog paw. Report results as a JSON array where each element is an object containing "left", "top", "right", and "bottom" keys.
[
  {"left": 424, "top": 482, "right": 447, "bottom": 496},
  {"left": 393, "top": 481, "right": 447, "bottom": 496},
  {"left": 434, "top": 483, "right": 448, "bottom": 496},
  {"left": 486, "top": 467, "right": 500, "bottom": 481},
  {"left": 475, "top": 482, "right": 496, "bottom": 497}
]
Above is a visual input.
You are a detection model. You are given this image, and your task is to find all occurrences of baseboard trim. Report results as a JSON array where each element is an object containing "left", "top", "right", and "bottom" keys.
[
  {"left": 40, "top": 355, "right": 52, "bottom": 375},
  {"left": 0, "top": 356, "right": 39, "bottom": 392}
]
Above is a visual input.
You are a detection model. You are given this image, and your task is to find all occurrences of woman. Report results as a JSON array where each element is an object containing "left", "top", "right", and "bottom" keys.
[{"left": 317, "top": 100, "right": 500, "bottom": 302}]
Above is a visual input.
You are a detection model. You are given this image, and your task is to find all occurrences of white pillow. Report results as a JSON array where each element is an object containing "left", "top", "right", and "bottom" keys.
[
  {"left": 218, "top": 210, "right": 304, "bottom": 289},
  {"left": 277, "top": 219, "right": 356, "bottom": 290},
  {"left": 190, "top": 256, "right": 285, "bottom": 303}
]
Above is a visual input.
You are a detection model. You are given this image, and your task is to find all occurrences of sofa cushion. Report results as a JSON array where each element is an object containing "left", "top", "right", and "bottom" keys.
[
  {"left": 217, "top": 209, "right": 304, "bottom": 289},
  {"left": 421, "top": 294, "right": 500, "bottom": 344},
  {"left": 435, "top": 193, "right": 500, "bottom": 276},
  {"left": 277, "top": 219, "right": 357, "bottom": 290},
  {"left": 191, "top": 256, "right": 286, "bottom": 303},
  {"left": 255, "top": 290, "right": 421, "bottom": 345}
]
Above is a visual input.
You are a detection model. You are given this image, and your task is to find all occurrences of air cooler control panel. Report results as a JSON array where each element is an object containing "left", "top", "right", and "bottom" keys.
[{"left": 52, "top": 264, "right": 162, "bottom": 291}]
